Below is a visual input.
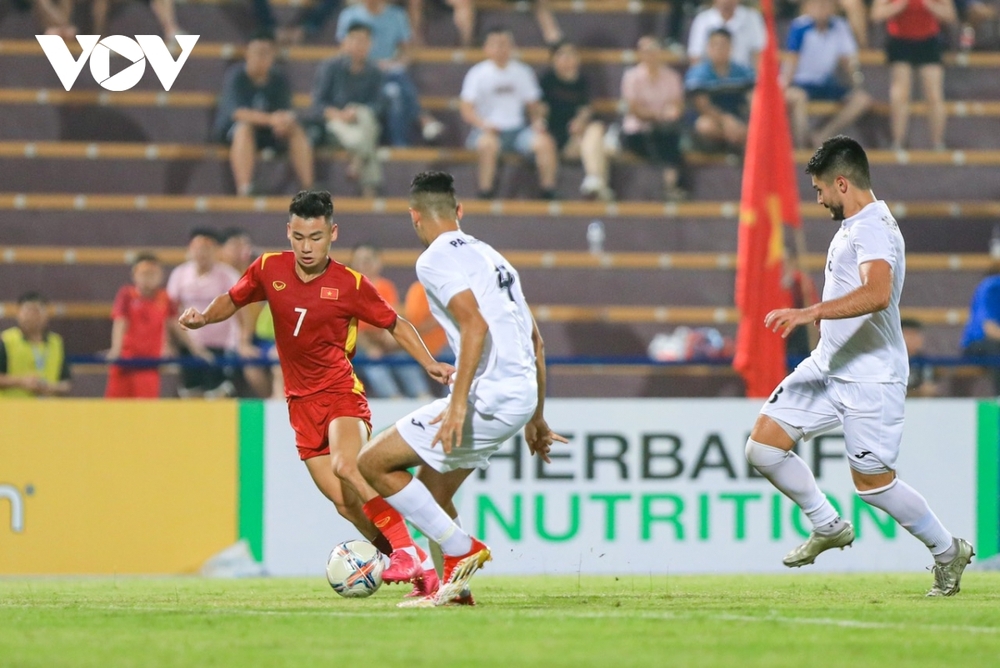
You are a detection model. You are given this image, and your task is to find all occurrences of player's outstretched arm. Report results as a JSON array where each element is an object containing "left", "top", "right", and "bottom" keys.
[
  {"left": 523, "top": 314, "right": 568, "bottom": 463},
  {"left": 386, "top": 315, "right": 455, "bottom": 385},
  {"left": 429, "top": 289, "right": 489, "bottom": 454},
  {"left": 765, "top": 260, "right": 892, "bottom": 339},
  {"left": 178, "top": 293, "right": 240, "bottom": 331}
]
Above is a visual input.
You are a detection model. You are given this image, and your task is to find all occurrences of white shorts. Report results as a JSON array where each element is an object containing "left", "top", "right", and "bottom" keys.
[
  {"left": 759, "top": 356, "right": 906, "bottom": 475},
  {"left": 396, "top": 397, "right": 535, "bottom": 473}
]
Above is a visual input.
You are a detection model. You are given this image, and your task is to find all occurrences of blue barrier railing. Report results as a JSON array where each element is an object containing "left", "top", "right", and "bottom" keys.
[{"left": 66, "top": 354, "right": 1000, "bottom": 369}]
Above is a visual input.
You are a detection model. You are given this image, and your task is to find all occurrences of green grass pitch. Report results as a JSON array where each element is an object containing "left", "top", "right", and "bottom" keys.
[{"left": 2, "top": 573, "right": 1000, "bottom": 667}]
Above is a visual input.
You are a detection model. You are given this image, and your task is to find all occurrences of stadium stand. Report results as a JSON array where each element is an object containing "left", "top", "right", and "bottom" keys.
[{"left": 1, "top": 0, "right": 998, "bottom": 397}]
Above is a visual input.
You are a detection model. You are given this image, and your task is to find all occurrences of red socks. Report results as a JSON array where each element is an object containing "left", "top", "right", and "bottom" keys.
[{"left": 363, "top": 496, "right": 415, "bottom": 552}]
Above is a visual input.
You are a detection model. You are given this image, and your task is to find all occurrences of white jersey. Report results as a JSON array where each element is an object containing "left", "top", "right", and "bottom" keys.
[
  {"left": 416, "top": 230, "right": 538, "bottom": 414},
  {"left": 813, "top": 200, "right": 908, "bottom": 383}
]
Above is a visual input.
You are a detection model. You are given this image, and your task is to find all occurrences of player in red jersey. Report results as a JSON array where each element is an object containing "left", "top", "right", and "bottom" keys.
[
  {"left": 178, "top": 191, "right": 455, "bottom": 591},
  {"left": 107, "top": 253, "right": 212, "bottom": 398}
]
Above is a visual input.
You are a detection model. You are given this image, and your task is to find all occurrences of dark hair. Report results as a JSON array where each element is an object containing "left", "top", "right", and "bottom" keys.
[
  {"left": 485, "top": 26, "right": 512, "bottom": 41},
  {"left": 709, "top": 27, "right": 733, "bottom": 41},
  {"left": 289, "top": 190, "right": 334, "bottom": 222},
  {"left": 189, "top": 227, "right": 220, "bottom": 243},
  {"left": 352, "top": 242, "right": 380, "bottom": 254},
  {"left": 131, "top": 252, "right": 160, "bottom": 267},
  {"left": 410, "top": 171, "right": 458, "bottom": 217},
  {"left": 248, "top": 28, "right": 276, "bottom": 44},
  {"left": 220, "top": 227, "right": 250, "bottom": 243},
  {"left": 345, "top": 21, "right": 372, "bottom": 35},
  {"left": 805, "top": 135, "right": 872, "bottom": 189},
  {"left": 549, "top": 39, "right": 574, "bottom": 57},
  {"left": 900, "top": 318, "right": 923, "bottom": 330},
  {"left": 17, "top": 291, "right": 47, "bottom": 305}
]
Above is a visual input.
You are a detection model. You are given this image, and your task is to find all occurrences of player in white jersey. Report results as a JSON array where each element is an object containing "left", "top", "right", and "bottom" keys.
[
  {"left": 359, "top": 171, "right": 566, "bottom": 607},
  {"left": 746, "top": 136, "right": 973, "bottom": 596}
]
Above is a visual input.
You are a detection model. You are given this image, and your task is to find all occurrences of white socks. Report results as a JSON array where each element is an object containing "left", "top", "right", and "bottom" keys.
[
  {"left": 385, "top": 478, "right": 473, "bottom": 557},
  {"left": 746, "top": 438, "right": 840, "bottom": 530},
  {"left": 858, "top": 478, "right": 954, "bottom": 559}
]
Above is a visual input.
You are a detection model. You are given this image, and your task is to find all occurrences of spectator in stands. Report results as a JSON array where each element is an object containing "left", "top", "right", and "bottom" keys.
[
  {"left": 213, "top": 31, "right": 315, "bottom": 197},
  {"left": 656, "top": 0, "right": 704, "bottom": 52},
  {"left": 403, "top": 280, "right": 449, "bottom": 359},
  {"left": 541, "top": 41, "right": 613, "bottom": 201},
  {"left": 253, "top": 0, "right": 341, "bottom": 45},
  {"left": 620, "top": 36, "right": 686, "bottom": 201},
  {"left": 960, "top": 264, "right": 1000, "bottom": 393},
  {"left": 902, "top": 318, "right": 940, "bottom": 396},
  {"left": 460, "top": 27, "right": 558, "bottom": 200},
  {"left": 871, "top": 0, "right": 957, "bottom": 150},
  {"left": 407, "top": 0, "right": 476, "bottom": 47},
  {"left": 351, "top": 244, "right": 431, "bottom": 399},
  {"left": 685, "top": 28, "right": 754, "bottom": 152},
  {"left": 219, "top": 227, "right": 255, "bottom": 275},
  {"left": 687, "top": 0, "right": 766, "bottom": 69},
  {"left": 35, "top": 0, "right": 185, "bottom": 48},
  {"left": 168, "top": 228, "right": 243, "bottom": 398},
  {"left": 311, "top": 22, "right": 385, "bottom": 197},
  {"left": 409, "top": 0, "right": 561, "bottom": 46},
  {"left": 246, "top": 303, "right": 284, "bottom": 399},
  {"left": 217, "top": 228, "right": 276, "bottom": 398},
  {"left": 106, "top": 254, "right": 211, "bottom": 399},
  {"left": 776, "top": 0, "right": 873, "bottom": 49},
  {"left": 335, "top": 0, "right": 444, "bottom": 146},
  {"left": 404, "top": 279, "right": 450, "bottom": 398},
  {"left": 0, "top": 292, "right": 71, "bottom": 398},
  {"left": 782, "top": 0, "right": 872, "bottom": 149}
]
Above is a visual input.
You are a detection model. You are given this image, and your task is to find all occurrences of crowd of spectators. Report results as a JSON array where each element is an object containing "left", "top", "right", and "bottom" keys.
[
  {"left": 11, "top": 0, "right": 1000, "bottom": 397},
  {"left": 22, "top": 0, "right": 981, "bottom": 200},
  {"left": 205, "top": 0, "right": 984, "bottom": 202}
]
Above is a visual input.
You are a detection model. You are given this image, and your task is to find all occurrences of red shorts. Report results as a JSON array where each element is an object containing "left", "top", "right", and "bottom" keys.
[
  {"left": 287, "top": 391, "right": 372, "bottom": 460},
  {"left": 105, "top": 367, "right": 161, "bottom": 398}
]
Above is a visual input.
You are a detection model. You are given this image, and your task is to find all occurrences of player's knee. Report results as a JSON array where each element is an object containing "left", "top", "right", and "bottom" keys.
[
  {"left": 329, "top": 452, "right": 359, "bottom": 482},
  {"left": 745, "top": 438, "right": 790, "bottom": 469}
]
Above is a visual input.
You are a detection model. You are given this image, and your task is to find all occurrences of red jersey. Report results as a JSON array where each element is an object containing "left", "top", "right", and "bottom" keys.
[
  {"left": 111, "top": 285, "right": 174, "bottom": 358},
  {"left": 888, "top": 0, "right": 940, "bottom": 40},
  {"left": 229, "top": 252, "right": 398, "bottom": 399}
]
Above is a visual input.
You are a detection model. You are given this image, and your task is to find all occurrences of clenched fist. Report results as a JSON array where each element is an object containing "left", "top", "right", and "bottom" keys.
[{"left": 178, "top": 308, "right": 207, "bottom": 330}]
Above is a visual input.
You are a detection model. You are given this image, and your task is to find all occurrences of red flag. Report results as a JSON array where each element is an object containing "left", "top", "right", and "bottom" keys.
[{"left": 733, "top": 0, "right": 801, "bottom": 397}]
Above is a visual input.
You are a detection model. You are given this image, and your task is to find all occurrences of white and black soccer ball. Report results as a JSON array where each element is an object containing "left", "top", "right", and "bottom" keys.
[{"left": 325, "top": 540, "right": 384, "bottom": 598}]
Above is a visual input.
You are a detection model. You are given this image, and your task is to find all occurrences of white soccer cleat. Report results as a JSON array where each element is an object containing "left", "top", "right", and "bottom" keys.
[
  {"left": 927, "top": 538, "right": 975, "bottom": 597},
  {"left": 433, "top": 543, "right": 490, "bottom": 606},
  {"left": 783, "top": 522, "right": 855, "bottom": 568}
]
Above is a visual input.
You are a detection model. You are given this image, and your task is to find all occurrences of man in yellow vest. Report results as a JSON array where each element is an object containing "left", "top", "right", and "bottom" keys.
[{"left": 0, "top": 292, "right": 72, "bottom": 398}]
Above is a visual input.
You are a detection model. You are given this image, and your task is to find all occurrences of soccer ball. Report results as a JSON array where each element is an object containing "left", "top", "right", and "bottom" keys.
[{"left": 325, "top": 539, "right": 384, "bottom": 598}]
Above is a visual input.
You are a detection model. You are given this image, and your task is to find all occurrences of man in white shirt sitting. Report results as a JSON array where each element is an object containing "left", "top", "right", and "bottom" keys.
[
  {"left": 459, "top": 27, "right": 558, "bottom": 200},
  {"left": 687, "top": 0, "right": 766, "bottom": 69}
]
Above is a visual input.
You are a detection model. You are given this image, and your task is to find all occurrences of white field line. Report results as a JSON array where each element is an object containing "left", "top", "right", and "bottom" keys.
[{"left": 2, "top": 603, "right": 999, "bottom": 635}]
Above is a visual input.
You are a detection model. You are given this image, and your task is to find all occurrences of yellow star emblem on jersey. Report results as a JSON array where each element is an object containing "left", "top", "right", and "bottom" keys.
[{"left": 273, "top": 281, "right": 287, "bottom": 291}]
